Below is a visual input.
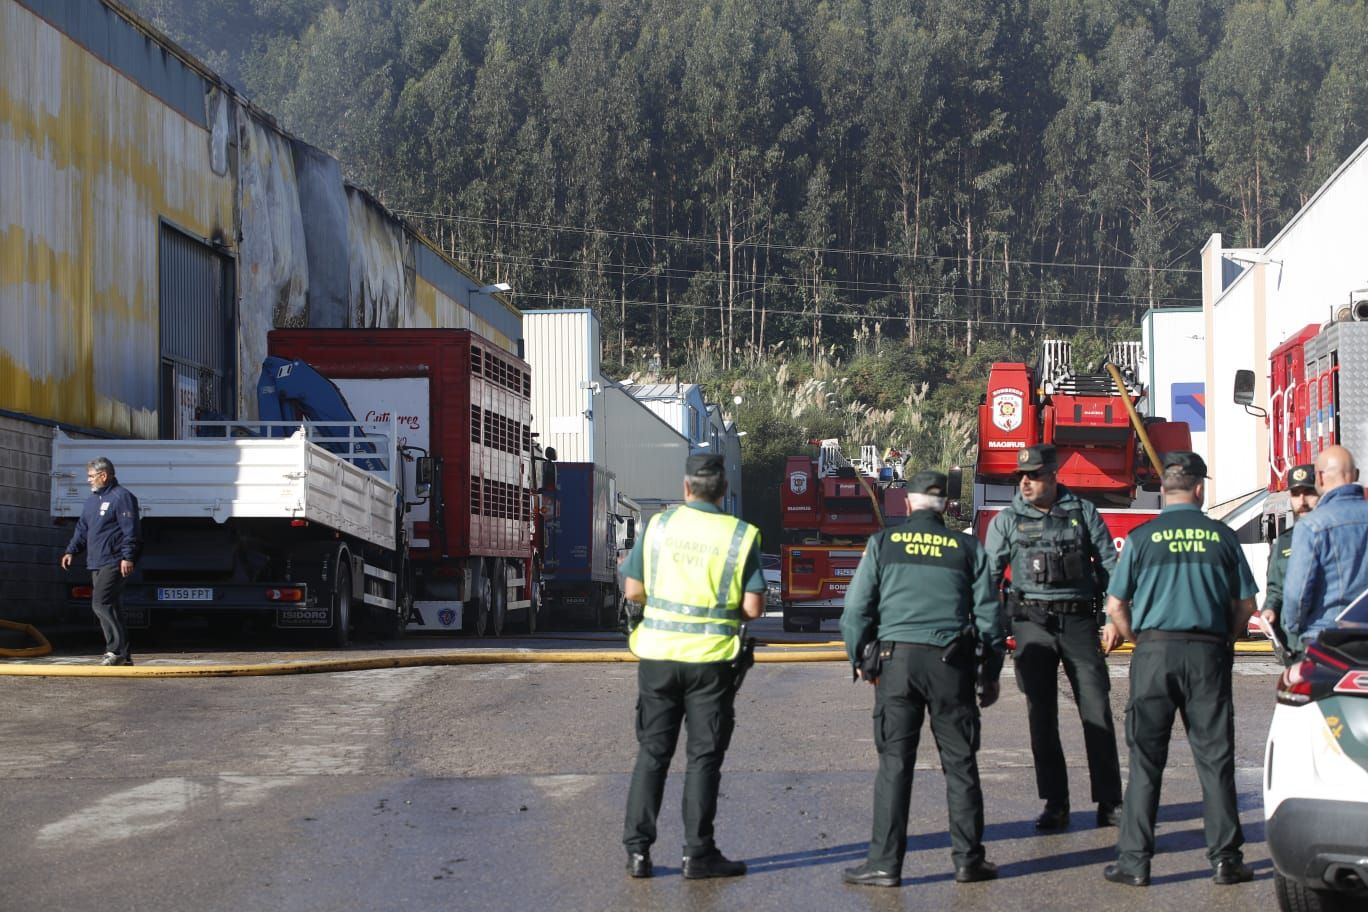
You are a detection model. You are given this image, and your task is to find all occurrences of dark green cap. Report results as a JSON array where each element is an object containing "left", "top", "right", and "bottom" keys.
[
  {"left": 1016, "top": 444, "right": 1057, "bottom": 473},
  {"left": 1162, "top": 451, "right": 1209, "bottom": 478},
  {"left": 907, "top": 470, "right": 948, "bottom": 495},
  {"left": 1288, "top": 463, "right": 1315, "bottom": 492},
  {"left": 686, "top": 453, "right": 725, "bottom": 476}
]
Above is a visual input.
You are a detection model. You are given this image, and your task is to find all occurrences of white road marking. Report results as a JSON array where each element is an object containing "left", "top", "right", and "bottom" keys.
[
  {"left": 530, "top": 774, "right": 595, "bottom": 800},
  {"left": 36, "top": 775, "right": 296, "bottom": 848}
]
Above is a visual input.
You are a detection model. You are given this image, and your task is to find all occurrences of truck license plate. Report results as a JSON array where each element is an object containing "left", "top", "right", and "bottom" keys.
[
  {"left": 833, "top": 568, "right": 856, "bottom": 577},
  {"left": 157, "top": 587, "right": 213, "bottom": 601}
]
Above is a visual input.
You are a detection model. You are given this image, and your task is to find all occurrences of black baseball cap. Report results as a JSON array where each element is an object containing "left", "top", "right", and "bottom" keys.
[
  {"left": 1287, "top": 463, "right": 1315, "bottom": 492},
  {"left": 907, "top": 470, "right": 948, "bottom": 495},
  {"left": 686, "top": 453, "right": 725, "bottom": 476},
  {"left": 1162, "top": 451, "right": 1209, "bottom": 478},
  {"left": 1016, "top": 445, "right": 1057, "bottom": 473}
]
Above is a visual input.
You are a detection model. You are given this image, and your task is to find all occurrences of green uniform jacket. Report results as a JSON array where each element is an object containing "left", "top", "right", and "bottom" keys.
[
  {"left": 840, "top": 509, "right": 1006, "bottom": 681},
  {"left": 983, "top": 487, "right": 1117, "bottom": 601},
  {"left": 1263, "top": 527, "right": 1293, "bottom": 619}
]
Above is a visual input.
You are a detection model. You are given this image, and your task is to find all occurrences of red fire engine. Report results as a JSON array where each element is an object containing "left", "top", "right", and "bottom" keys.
[
  {"left": 778, "top": 440, "right": 910, "bottom": 632},
  {"left": 970, "top": 339, "right": 1192, "bottom": 556},
  {"left": 1250, "top": 317, "right": 1368, "bottom": 533}
]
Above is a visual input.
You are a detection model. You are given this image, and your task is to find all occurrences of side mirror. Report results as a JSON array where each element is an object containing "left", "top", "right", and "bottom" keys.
[
  {"left": 944, "top": 465, "right": 965, "bottom": 519},
  {"left": 415, "top": 456, "right": 434, "bottom": 500},
  {"left": 946, "top": 465, "right": 963, "bottom": 501},
  {"left": 1233, "top": 369, "right": 1267, "bottom": 417},
  {"left": 624, "top": 517, "right": 636, "bottom": 550}
]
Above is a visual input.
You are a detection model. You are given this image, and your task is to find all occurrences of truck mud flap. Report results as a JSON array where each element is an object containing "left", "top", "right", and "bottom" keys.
[
  {"left": 275, "top": 607, "right": 332, "bottom": 628},
  {"left": 409, "top": 600, "right": 464, "bottom": 631}
]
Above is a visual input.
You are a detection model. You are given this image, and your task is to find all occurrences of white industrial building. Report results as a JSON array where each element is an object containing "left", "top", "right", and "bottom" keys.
[
  {"left": 522, "top": 309, "right": 747, "bottom": 520},
  {"left": 1200, "top": 136, "right": 1368, "bottom": 513},
  {"left": 1140, "top": 306, "right": 1208, "bottom": 460}
]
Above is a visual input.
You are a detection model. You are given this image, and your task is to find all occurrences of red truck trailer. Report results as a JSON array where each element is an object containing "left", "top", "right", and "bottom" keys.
[{"left": 269, "top": 329, "right": 539, "bottom": 636}]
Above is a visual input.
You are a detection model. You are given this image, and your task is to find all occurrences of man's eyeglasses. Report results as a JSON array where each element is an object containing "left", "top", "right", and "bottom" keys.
[{"left": 1017, "top": 470, "right": 1053, "bottom": 481}]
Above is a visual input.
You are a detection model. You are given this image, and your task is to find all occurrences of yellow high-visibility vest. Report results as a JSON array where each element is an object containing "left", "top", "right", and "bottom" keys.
[{"left": 629, "top": 505, "right": 760, "bottom": 663}]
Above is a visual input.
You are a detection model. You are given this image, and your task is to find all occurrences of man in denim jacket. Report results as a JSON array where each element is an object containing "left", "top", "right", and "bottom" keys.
[{"left": 1281, "top": 446, "right": 1368, "bottom": 648}]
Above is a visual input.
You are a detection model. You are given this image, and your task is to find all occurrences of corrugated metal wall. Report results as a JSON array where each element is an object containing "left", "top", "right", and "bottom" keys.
[
  {"left": 524, "top": 310, "right": 598, "bottom": 462},
  {"left": 1, "top": 0, "right": 530, "bottom": 622},
  {"left": 159, "top": 223, "right": 234, "bottom": 435},
  {"left": 0, "top": 0, "right": 236, "bottom": 435}
]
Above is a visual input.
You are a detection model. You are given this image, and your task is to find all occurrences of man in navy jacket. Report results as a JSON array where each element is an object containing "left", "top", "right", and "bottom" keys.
[{"left": 61, "top": 457, "right": 141, "bottom": 665}]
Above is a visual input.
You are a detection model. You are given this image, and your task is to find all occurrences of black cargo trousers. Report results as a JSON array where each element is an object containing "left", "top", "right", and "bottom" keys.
[
  {"left": 623, "top": 658, "right": 737, "bottom": 859},
  {"left": 865, "top": 642, "right": 986, "bottom": 872},
  {"left": 90, "top": 564, "right": 132, "bottom": 660},
  {"left": 1012, "top": 611, "right": 1122, "bottom": 808},
  {"left": 1116, "top": 637, "right": 1243, "bottom": 878}
]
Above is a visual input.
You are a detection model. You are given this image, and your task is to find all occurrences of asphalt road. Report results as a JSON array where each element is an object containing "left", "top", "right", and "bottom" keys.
[{"left": 1, "top": 619, "right": 1287, "bottom": 912}]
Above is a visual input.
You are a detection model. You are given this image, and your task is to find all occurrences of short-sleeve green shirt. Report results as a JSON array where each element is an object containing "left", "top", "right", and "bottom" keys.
[{"left": 1107, "top": 503, "right": 1257, "bottom": 637}]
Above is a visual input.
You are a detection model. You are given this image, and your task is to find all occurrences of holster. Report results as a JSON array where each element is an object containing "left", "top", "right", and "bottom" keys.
[
  {"left": 854, "top": 639, "right": 885, "bottom": 682},
  {"left": 618, "top": 600, "right": 644, "bottom": 637},
  {"left": 731, "top": 623, "right": 757, "bottom": 692},
  {"left": 941, "top": 625, "right": 978, "bottom": 666}
]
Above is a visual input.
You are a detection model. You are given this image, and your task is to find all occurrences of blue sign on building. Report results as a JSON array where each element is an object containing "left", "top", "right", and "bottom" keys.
[{"left": 1172, "top": 383, "right": 1206, "bottom": 432}]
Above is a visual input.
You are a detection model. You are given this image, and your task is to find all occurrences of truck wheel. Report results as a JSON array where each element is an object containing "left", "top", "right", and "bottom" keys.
[
  {"left": 525, "top": 560, "right": 542, "bottom": 635},
  {"left": 331, "top": 565, "right": 353, "bottom": 648},
  {"left": 490, "top": 560, "right": 508, "bottom": 637},
  {"left": 465, "top": 568, "right": 491, "bottom": 637}
]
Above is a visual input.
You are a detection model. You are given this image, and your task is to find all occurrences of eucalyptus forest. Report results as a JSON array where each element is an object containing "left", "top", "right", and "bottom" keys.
[{"left": 130, "top": 0, "right": 1368, "bottom": 531}]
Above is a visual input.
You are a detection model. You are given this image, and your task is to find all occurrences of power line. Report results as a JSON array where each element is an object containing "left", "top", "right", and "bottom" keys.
[
  {"left": 455, "top": 247, "right": 1203, "bottom": 308},
  {"left": 398, "top": 209, "right": 1204, "bottom": 275},
  {"left": 508, "top": 288, "right": 1140, "bottom": 332}
]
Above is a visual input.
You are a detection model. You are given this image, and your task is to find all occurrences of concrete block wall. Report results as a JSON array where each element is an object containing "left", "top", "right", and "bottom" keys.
[{"left": 0, "top": 414, "right": 79, "bottom": 625}]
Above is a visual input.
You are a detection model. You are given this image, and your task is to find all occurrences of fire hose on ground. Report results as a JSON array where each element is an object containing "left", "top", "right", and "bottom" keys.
[
  {"left": 0, "top": 636, "right": 1272, "bottom": 678},
  {"left": 0, "top": 619, "right": 53, "bottom": 659}
]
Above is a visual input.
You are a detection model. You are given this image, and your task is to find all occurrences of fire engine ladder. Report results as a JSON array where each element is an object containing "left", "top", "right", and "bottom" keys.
[{"left": 816, "top": 438, "right": 852, "bottom": 478}]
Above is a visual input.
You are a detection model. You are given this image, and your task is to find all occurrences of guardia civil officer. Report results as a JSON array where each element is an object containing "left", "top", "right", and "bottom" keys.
[
  {"left": 60, "top": 456, "right": 141, "bottom": 665},
  {"left": 839, "top": 470, "right": 1006, "bottom": 887},
  {"left": 983, "top": 444, "right": 1123, "bottom": 830},
  {"left": 1100, "top": 452, "right": 1258, "bottom": 887},
  {"left": 620, "top": 452, "right": 766, "bottom": 880},
  {"left": 1261, "top": 462, "right": 1318, "bottom": 657}
]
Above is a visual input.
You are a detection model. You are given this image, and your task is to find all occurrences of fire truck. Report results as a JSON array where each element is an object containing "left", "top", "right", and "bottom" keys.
[
  {"left": 778, "top": 440, "right": 910, "bottom": 632},
  {"left": 1247, "top": 316, "right": 1368, "bottom": 536},
  {"left": 969, "top": 339, "right": 1193, "bottom": 555}
]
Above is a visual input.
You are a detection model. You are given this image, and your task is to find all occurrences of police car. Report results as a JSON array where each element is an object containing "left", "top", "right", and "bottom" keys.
[{"left": 1263, "top": 596, "right": 1368, "bottom": 911}]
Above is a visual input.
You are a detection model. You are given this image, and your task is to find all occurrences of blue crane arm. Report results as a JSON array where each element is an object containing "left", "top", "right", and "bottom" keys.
[
  {"left": 256, "top": 356, "right": 385, "bottom": 473},
  {"left": 258, "top": 356, "right": 359, "bottom": 425}
]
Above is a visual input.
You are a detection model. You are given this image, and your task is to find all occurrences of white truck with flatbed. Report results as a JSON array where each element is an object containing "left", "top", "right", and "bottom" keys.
[{"left": 50, "top": 421, "right": 412, "bottom": 645}]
